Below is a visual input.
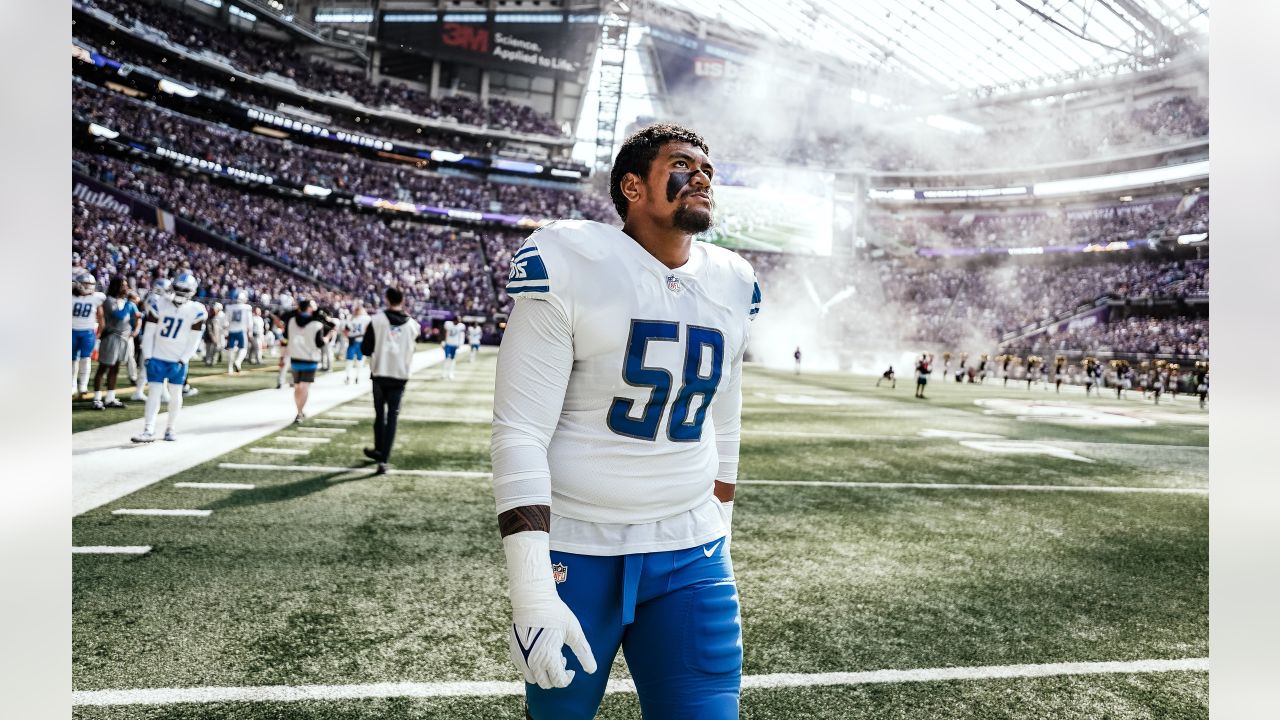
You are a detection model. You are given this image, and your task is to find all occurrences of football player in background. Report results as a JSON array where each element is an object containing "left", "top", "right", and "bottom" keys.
[
  {"left": 915, "top": 353, "right": 932, "bottom": 399},
  {"left": 467, "top": 322, "right": 483, "bottom": 362},
  {"left": 71, "top": 270, "right": 105, "bottom": 398},
  {"left": 442, "top": 318, "right": 465, "bottom": 380},
  {"left": 876, "top": 366, "right": 896, "bottom": 388},
  {"left": 91, "top": 275, "right": 141, "bottom": 409},
  {"left": 248, "top": 306, "right": 266, "bottom": 366},
  {"left": 131, "top": 272, "right": 206, "bottom": 443},
  {"left": 793, "top": 345, "right": 802, "bottom": 374},
  {"left": 225, "top": 290, "right": 252, "bottom": 374},
  {"left": 491, "top": 124, "right": 755, "bottom": 719},
  {"left": 345, "top": 305, "right": 370, "bottom": 384}
]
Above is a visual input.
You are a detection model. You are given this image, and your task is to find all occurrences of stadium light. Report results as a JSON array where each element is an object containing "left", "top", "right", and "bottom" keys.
[
  {"left": 157, "top": 78, "right": 199, "bottom": 98},
  {"left": 87, "top": 123, "right": 119, "bottom": 139},
  {"left": 303, "top": 185, "right": 333, "bottom": 198}
]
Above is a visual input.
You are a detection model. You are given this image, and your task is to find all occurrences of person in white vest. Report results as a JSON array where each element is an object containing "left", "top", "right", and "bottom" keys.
[
  {"left": 281, "top": 298, "right": 336, "bottom": 423},
  {"left": 361, "top": 287, "right": 418, "bottom": 475}
]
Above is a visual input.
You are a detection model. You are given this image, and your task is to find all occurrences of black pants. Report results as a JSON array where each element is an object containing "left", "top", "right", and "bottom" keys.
[{"left": 372, "top": 377, "right": 406, "bottom": 463}]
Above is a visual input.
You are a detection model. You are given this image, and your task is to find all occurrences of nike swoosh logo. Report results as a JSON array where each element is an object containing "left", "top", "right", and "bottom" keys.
[
  {"left": 514, "top": 626, "right": 544, "bottom": 662},
  {"left": 703, "top": 541, "right": 722, "bottom": 557}
]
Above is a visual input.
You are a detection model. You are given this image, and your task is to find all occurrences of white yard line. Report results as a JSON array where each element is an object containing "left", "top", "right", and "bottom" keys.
[
  {"left": 741, "top": 479, "right": 1208, "bottom": 495},
  {"left": 110, "top": 509, "right": 212, "bottom": 517},
  {"left": 293, "top": 427, "right": 347, "bottom": 434},
  {"left": 72, "top": 546, "right": 152, "bottom": 555},
  {"left": 217, "top": 463, "right": 490, "bottom": 478},
  {"left": 173, "top": 482, "right": 255, "bottom": 490},
  {"left": 72, "top": 349, "right": 444, "bottom": 516},
  {"left": 248, "top": 448, "right": 310, "bottom": 456},
  {"left": 71, "top": 656, "right": 1207, "bottom": 706},
  {"left": 273, "top": 436, "right": 332, "bottom": 444},
  {"left": 311, "top": 419, "right": 358, "bottom": 426}
]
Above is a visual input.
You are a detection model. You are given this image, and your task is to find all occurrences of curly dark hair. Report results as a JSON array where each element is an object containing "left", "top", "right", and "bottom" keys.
[{"left": 609, "top": 123, "right": 710, "bottom": 221}]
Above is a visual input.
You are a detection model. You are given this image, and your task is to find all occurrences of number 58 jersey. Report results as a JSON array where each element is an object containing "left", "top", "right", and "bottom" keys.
[{"left": 494, "top": 220, "right": 760, "bottom": 555}]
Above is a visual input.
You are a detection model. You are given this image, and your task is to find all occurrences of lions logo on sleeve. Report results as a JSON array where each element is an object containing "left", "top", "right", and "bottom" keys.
[{"left": 507, "top": 240, "right": 552, "bottom": 297}]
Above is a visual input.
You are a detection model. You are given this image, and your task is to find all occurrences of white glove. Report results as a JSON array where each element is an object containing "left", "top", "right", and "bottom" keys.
[
  {"left": 503, "top": 532, "right": 597, "bottom": 689},
  {"left": 717, "top": 499, "right": 734, "bottom": 554}
]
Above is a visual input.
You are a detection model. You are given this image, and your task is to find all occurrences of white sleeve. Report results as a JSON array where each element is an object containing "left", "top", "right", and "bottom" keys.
[
  {"left": 491, "top": 295, "right": 573, "bottom": 515},
  {"left": 711, "top": 340, "right": 745, "bottom": 485}
]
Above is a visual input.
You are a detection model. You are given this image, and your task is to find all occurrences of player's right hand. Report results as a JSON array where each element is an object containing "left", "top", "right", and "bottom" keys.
[
  {"left": 502, "top": 532, "right": 597, "bottom": 689},
  {"left": 509, "top": 595, "right": 595, "bottom": 689}
]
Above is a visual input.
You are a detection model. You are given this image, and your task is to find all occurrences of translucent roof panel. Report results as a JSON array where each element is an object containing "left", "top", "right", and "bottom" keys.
[{"left": 645, "top": 0, "right": 1209, "bottom": 94}]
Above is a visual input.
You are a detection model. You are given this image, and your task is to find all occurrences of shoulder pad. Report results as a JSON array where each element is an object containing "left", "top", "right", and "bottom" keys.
[
  {"left": 702, "top": 244, "right": 760, "bottom": 320},
  {"left": 506, "top": 238, "right": 553, "bottom": 297}
]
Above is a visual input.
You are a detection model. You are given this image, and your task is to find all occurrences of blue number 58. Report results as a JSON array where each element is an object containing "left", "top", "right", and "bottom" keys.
[{"left": 607, "top": 320, "right": 724, "bottom": 442}]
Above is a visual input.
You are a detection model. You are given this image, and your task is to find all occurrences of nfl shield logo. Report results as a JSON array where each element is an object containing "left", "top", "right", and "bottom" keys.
[
  {"left": 666, "top": 274, "right": 682, "bottom": 294},
  {"left": 551, "top": 562, "right": 568, "bottom": 584}
]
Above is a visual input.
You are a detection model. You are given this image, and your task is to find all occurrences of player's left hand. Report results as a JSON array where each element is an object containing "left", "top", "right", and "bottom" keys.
[{"left": 716, "top": 499, "right": 734, "bottom": 554}]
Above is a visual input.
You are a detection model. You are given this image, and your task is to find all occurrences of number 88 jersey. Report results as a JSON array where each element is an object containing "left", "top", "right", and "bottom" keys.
[{"left": 504, "top": 220, "right": 759, "bottom": 536}]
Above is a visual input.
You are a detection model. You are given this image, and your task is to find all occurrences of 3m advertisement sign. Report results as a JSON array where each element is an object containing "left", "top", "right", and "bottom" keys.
[{"left": 379, "top": 13, "right": 599, "bottom": 81}]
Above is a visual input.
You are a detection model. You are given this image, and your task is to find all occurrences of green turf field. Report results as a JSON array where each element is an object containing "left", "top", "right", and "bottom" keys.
[
  {"left": 71, "top": 360, "right": 283, "bottom": 433},
  {"left": 72, "top": 353, "right": 1208, "bottom": 718}
]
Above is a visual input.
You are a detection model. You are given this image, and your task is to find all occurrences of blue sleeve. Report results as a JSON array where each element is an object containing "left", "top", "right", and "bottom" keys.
[
  {"left": 749, "top": 277, "right": 761, "bottom": 321},
  {"left": 505, "top": 239, "right": 552, "bottom": 297}
]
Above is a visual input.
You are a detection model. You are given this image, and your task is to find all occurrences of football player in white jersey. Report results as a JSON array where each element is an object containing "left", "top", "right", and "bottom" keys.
[
  {"left": 344, "top": 305, "right": 370, "bottom": 384},
  {"left": 467, "top": 323, "right": 483, "bottom": 362},
  {"left": 225, "top": 290, "right": 253, "bottom": 374},
  {"left": 442, "top": 319, "right": 466, "bottom": 379},
  {"left": 491, "top": 124, "right": 758, "bottom": 719},
  {"left": 71, "top": 271, "right": 106, "bottom": 398},
  {"left": 131, "top": 272, "right": 207, "bottom": 443}
]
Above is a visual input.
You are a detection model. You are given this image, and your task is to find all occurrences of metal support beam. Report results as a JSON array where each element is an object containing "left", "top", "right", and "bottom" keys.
[{"left": 594, "top": 0, "right": 632, "bottom": 171}]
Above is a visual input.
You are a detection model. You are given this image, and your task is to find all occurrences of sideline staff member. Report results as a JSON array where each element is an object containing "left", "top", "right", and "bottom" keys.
[
  {"left": 361, "top": 287, "right": 417, "bottom": 474},
  {"left": 283, "top": 299, "right": 335, "bottom": 423}
]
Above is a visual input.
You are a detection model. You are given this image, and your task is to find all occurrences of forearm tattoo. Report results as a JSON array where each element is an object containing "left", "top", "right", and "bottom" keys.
[{"left": 498, "top": 505, "right": 550, "bottom": 537}]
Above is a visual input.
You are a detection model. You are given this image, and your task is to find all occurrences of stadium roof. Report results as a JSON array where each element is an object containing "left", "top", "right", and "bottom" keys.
[{"left": 642, "top": 0, "right": 1209, "bottom": 95}]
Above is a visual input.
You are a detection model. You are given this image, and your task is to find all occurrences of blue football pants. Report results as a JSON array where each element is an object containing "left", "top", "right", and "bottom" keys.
[{"left": 526, "top": 539, "right": 742, "bottom": 720}]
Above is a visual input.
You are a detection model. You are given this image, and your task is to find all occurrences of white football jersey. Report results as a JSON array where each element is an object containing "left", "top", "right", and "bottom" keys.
[
  {"left": 493, "top": 219, "right": 759, "bottom": 554},
  {"left": 467, "top": 326, "right": 482, "bottom": 345},
  {"left": 348, "top": 314, "right": 370, "bottom": 338},
  {"left": 71, "top": 292, "right": 106, "bottom": 331},
  {"left": 225, "top": 303, "right": 252, "bottom": 333},
  {"left": 445, "top": 320, "right": 466, "bottom": 346},
  {"left": 146, "top": 294, "right": 208, "bottom": 362}
]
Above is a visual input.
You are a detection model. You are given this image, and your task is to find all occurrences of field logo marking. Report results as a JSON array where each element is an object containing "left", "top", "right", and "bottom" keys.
[
  {"left": 975, "top": 399, "right": 1153, "bottom": 427},
  {"left": 959, "top": 440, "right": 1095, "bottom": 463}
]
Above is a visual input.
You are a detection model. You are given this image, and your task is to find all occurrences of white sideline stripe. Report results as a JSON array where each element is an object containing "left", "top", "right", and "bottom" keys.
[
  {"left": 293, "top": 427, "right": 347, "bottom": 434},
  {"left": 311, "top": 418, "right": 358, "bottom": 426},
  {"left": 72, "top": 546, "right": 152, "bottom": 555},
  {"left": 111, "top": 509, "right": 212, "bottom": 517},
  {"left": 743, "top": 430, "right": 917, "bottom": 441},
  {"left": 327, "top": 410, "right": 490, "bottom": 424},
  {"left": 249, "top": 448, "right": 310, "bottom": 456},
  {"left": 173, "top": 482, "right": 255, "bottom": 490},
  {"left": 272, "top": 436, "right": 331, "bottom": 444},
  {"left": 217, "top": 463, "right": 490, "bottom": 478},
  {"left": 71, "top": 657, "right": 1207, "bottom": 706},
  {"left": 741, "top": 479, "right": 1208, "bottom": 495}
]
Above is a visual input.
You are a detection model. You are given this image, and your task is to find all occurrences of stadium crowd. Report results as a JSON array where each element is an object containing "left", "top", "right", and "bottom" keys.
[
  {"left": 76, "top": 150, "right": 498, "bottom": 316},
  {"left": 74, "top": 196, "right": 344, "bottom": 308},
  {"left": 867, "top": 194, "right": 1209, "bottom": 250},
  {"left": 1006, "top": 315, "right": 1209, "bottom": 357},
  {"left": 74, "top": 81, "right": 613, "bottom": 221},
  {"left": 77, "top": 0, "right": 565, "bottom": 137}
]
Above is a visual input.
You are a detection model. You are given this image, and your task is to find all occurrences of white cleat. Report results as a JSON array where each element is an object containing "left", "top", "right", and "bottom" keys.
[
  {"left": 183, "top": 386, "right": 199, "bottom": 397},
  {"left": 163, "top": 429, "right": 177, "bottom": 441},
  {"left": 131, "top": 431, "right": 156, "bottom": 444}
]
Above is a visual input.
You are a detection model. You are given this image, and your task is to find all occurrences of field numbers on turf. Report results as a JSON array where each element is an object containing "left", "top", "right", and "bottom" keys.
[{"left": 607, "top": 320, "right": 724, "bottom": 442}]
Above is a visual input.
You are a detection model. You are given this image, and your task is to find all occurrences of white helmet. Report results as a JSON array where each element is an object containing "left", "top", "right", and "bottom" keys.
[
  {"left": 152, "top": 278, "right": 173, "bottom": 298},
  {"left": 235, "top": 290, "right": 249, "bottom": 303},
  {"left": 74, "top": 271, "right": 96, "bottom": 296},
  {"left": 213, "top": 301, "right": 224, "bottom": 312},
  {"left": 172, "top": 271, "right": 198, "bottom": 305}
]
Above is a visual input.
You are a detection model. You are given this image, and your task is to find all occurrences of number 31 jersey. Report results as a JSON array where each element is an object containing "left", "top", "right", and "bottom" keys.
[
  {"left": 146, "top": 294, "right": 208, "bottom": 362},
  {"left": 503, "top": 220, "right": 760, "bottom": 541}
]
